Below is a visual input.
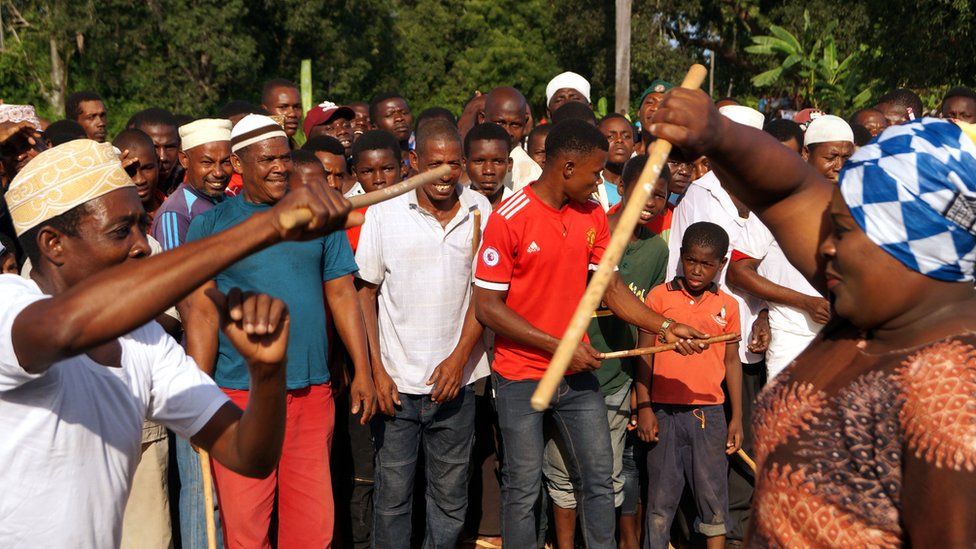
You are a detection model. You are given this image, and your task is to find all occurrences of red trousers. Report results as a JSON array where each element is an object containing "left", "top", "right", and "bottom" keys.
[{"left": 211, "top": 383, "right": 335, "bottom": 548}]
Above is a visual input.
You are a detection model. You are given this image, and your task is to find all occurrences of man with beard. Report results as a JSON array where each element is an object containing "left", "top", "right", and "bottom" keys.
[
  {"left": 304, "top": 101, "right": 355, "bottom": 157},
  {"left": 128, "top": 108, "right": 183, "bottom": 195},
  {"left": 261, "top": 79, "right": 303, "bottom": 143},
  {"left": 113, "top": 129, "right": 165, "bottom": 219},
  {"left": 65, "top": 91, "right": 108, "bottom": 142},
  {"left": 370, "top": 92, "right": 414, "bottom": 155}
]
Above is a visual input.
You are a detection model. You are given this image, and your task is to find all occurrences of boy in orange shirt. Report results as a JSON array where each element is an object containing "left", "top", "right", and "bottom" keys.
[{"left": 635, "top": 221, "right": 743, "bottom": 549}]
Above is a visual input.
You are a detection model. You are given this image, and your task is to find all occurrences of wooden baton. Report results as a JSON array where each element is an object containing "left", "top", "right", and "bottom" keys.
[
  {"left": 472, "top": 209, "right": 482, "bottom": 256},
  {"left": 530, "top": 63, "right": 708, "bottom": 411},
  {"left": 199, "top": 450, "right": 217, "bottom": 549},
  {"left": 277, "top": 164, "right": 452, "bottom": 229},
  {"left": 736, "top": 448, "right": 757, "bottom": 474},
  {"left": 597, "top": 333, "right": 740, "bottom": 360}
]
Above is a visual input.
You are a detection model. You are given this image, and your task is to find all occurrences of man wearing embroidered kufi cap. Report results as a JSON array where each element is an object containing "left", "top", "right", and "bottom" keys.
[{"left": 0, "top": 138, "right": 355, "bottom": 548}]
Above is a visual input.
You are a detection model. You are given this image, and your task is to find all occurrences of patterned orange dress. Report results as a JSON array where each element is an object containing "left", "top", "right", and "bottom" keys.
[{"left": 747, "top": 321, "right": 976, "bottom": 547}]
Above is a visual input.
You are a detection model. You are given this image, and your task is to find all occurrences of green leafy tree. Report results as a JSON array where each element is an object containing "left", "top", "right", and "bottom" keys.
[{"left": 745, "top": 12, "right": 875, "bottom": 111}]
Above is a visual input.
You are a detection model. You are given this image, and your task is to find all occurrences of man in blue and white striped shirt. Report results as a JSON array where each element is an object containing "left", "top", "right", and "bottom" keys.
[{"left": 151, "top": 118, "right": 233, "bottom": 251}]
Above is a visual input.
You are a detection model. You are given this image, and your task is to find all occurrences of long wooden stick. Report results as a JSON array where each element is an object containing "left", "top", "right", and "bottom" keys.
[
  {"left": 278, "top": 165, "right": 451, "bottom": 229},
  {"left": 200, "top": 450, "right": 217, "bottom": 549},
  {"left": 736, "top": 448, "right": 757, "bottom": 474},
  {"left": 530, "top": 64, "right": 708, "bottom": 411},
  {"left": 597, "top": 333, "right": 740, "bottom": 359}
]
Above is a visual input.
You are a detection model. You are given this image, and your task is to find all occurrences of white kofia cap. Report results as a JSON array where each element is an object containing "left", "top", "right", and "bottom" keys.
[
  {"left": 230, "top": 114, "right": 287, "bottom": 153},
  {"left": 719, "top": 105, "right": 765, "bottom": 130},
  {"left": 545, "top": 72, "right": 591, "bottom": 105},
  {"left": 180, "top": 118, "right": 232, "bottom": 151},
  {"left": 804, "top": 114, "right": 854, "bottom": 146}
]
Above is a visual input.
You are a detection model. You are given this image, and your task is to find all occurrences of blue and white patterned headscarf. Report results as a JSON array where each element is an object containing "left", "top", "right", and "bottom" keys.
[{"left": 838, "top": 118, "right": 976, "bottom": 282}]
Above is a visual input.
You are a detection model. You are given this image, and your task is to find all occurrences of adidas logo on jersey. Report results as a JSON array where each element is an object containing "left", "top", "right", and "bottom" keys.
[{"left": 526, "top": 241, "right": 541, "bottom": 254}]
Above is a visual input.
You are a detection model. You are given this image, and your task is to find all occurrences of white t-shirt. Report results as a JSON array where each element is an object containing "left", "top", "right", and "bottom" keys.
[
  {"left": 667, "top": 172, "right": 765, "bottom": 364},
  {"left": 0, "top": 275, "right": 230, "bottom": 548},
  {"left": 355, "top": 187, "right": 491, "bottom": 394},
  {"left": 735, "top": 215, "right": 824, "bottom": 336}
]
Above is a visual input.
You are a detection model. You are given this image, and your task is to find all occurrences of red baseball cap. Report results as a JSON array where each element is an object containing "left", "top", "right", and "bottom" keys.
[
  {"left": 303, "top": 101, "right": 355, "bottom": 136},
  {"left": 793, "top": 108, "right": 824, "bottom": 126}
]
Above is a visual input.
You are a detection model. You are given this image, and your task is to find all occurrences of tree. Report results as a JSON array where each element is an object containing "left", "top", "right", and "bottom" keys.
[{"left": 745, "top": 12, "right": 875, "bottom": 112}]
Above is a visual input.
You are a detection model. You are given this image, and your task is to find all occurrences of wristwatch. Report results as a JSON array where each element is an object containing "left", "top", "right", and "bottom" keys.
[{"left": 658, "top": 318, "right": 675, "bottom": 343}]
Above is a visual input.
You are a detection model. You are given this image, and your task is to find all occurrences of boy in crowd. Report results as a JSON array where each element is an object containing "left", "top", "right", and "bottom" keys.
[
  {"left": 113, "top": 129, "right": 165, "bottom": 220},
  {"left": 357, "top": 119, "right": 491, "bottom": 548},
  {"left": 127, "top": 108, "right": 184, "bottom": 194},
  {"left": 347, "top": 130, "right": 405, "bottom": 251},
  {"left": 940, "top": 86, "right": 976, "bottom": 123},
  {"left": 544, "top": 154, "right": 670, "bottom": 549},
  {"left": 370, "top": 92, "right": 414, "bottom": 154},
  {"left": 301, "top": 135, "right": 352, "bottom": 193},
  {"left": 636, "top": 221, "right": 743, "bottom": 549},
  {"left": 465, "top": 122, "right": 513, "bottom": 209},
  {"left": 526, "top": 123, "right": 550, "bottom": 169},
  {"left": 597, "top": 113, "right": 636, "bottom": 210}
]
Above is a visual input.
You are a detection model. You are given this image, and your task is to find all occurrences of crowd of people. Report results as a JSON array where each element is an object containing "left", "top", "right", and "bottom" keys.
[{"left": 0, "top": 68, "right": 974, "bottom": 549}]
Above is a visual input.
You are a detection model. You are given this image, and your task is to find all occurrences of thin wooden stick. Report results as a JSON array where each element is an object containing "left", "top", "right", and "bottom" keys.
[
  {"left": 199, "top": 450, "right": 217, "bottom": 549},
  {"left": 472, "top": 209, "right": 482, "bottom": 256},
  {"left": 530, "top": 63, "right": 708, "bottom": 411},
  {"left": 736, "top": 448, "right": 757, "bottom": 474},
  {"left": 278, "top": 165, "right": 451, "bottom": 229},
  {"left": 597, "top": 333, "right": 740, "bottom": 359}
]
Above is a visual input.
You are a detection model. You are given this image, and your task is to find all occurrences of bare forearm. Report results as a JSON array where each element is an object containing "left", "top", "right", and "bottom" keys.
[
  {"left": 474, "top": 290, "right": 559, "bottom": 355},
  {"left": 634, "top": 331, "right": 655, "bottom": 408},
  {"left": 451, "top": 297, "right": 485, "bottom": 360},
  {"left": 181, "top": 289, "right": 219, "bottom": 376},
  {"left": 604, "top": 274, "right": 665, "bottom": 333},
  {"left": 15, "top": 212, "right": 280, "bottom": 373},
  {"left": 201, "top": 364, "right": 287, "bottom": 477},
  {"left": 327, "top": 280, "right": 371, "bottom": 379},
  {"left": 356, "top": 283, "right": 385, "bottom": 376},
  {"left": 727, "top": 262, "right": 810, "bottom": 310},
  {"left": 725, "top": 349, "right": 743, "bottom": 420}
]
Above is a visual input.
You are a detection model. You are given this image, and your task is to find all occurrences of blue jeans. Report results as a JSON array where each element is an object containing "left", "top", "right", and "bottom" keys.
[
  {"left": 372, "top": 385, "right": 476, "bottom": 549},
  {"left": 494, "top": 371, "right": 615, "bottom": 548},
  {"left": 175, "top": 436, "right": 223, "bottom": 549},
  {"left": 644, "top": 404, "right": 728, "bottom": 549}
]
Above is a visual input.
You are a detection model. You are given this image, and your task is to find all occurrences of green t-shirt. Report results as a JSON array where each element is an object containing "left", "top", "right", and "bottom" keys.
[{"left": 589, "top": 226, "right": 668, "bottom": 396}]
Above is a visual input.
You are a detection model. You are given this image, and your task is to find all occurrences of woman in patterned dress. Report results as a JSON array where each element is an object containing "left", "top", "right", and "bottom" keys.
[{"left": 649, "top": 88, "right": 976, "bottom": 547}]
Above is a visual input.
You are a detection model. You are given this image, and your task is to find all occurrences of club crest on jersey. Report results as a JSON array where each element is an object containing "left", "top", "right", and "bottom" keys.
[
  {"left": 585, "top": 227, "right": 596, "bottom": 249},
  {"left": 482, "top": 247, "right": 500, "bottom": 267},
  {"left": 713, "top": 305, "right": 728, "bottom": 328}
]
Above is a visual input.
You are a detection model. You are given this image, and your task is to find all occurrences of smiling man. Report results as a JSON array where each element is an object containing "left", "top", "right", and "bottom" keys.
[
  {"left": 356, "top": 119, "right": 491, "bottom": 548},
  {"left": 304, "top": 101, "right": 356, "bottom": 157},
  {"left": 182, "top": 114, "right": 374, "bottom": 547}
]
